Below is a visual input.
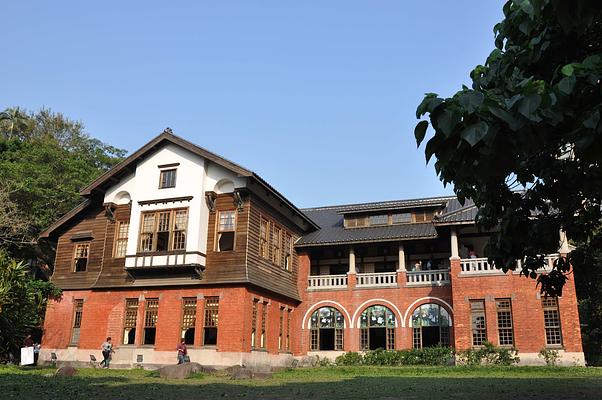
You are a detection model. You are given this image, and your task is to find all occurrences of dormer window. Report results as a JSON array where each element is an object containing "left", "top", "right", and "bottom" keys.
[
  {"left": 369, "top": 214, "right": 388, "bottom": 226},
  {"left": 159, "top": 168, "right": 177, "bottom": 189},
  {"left": 392, "top": 212, "right": 412, "bottom": 224}
]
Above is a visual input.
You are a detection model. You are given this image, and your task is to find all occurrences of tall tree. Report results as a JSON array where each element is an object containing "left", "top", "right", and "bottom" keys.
[
  {"left": 414, "top": 0, "right": 601, "bottom": 363},
  {"left": 0, "top": 107, "right": 126, "bottom": 265}
]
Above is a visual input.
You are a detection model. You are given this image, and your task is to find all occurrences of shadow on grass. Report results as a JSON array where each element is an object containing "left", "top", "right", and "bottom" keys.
[{"left": 0, "top": 369, "right": 601, "bottom": 400}]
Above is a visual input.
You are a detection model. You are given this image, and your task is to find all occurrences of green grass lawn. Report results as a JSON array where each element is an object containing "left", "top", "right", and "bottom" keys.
[{"left": 1, "top": 365, "right": 601, "bottom": 400}]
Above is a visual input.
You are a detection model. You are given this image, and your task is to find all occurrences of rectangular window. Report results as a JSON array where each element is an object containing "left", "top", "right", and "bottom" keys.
[
  {"left": 251, "top": 299, "right": 258, "bottom": 348},
  {"left": 73, "top": 243, "right": 90, "bottom": 272},
  {"left": 369, "top": 214, "right": 388, "bottom": 226},
  {"left": 392, "top": 213, "right": 412, "bottom": 224},
  {"left": 286, "top": 309, "right": 291, "bottom": 351},
  {"left": 272, "top": 225, "right": 281, "bottom": 265},
  {"left": 543, "top": 297, "right": 562, "bottom": 346},
  {"left": 123, "top": 299, "right": 138, "bottom": 345},
  {"left": 470, "top": 300, "right": 487, "bottom": 346},
  {"left": 203, "top": 297, "right": 219, "bottom": 346},
  {"left": 283, "top": 233, "right": 293, "bottom": 270},
  {"left": 138, "top": 209, "right": 188, "bottom": 252},
  {"left": 496, "top": 299, "right": 514, "bottom": 346},
  {"left": 159, "top": 168, "right": 177, "bottom": 189},
  {"left": 259, "top": 218, "right": 269, "bottom": 259},
  {"left": 181, "top": 298, "right": 197, "bottom": 345},
  {"left": 172, "top": 210, "right": 187, "bottom": 250},
  {"left": 260, "top": 302, "right": 267, "bottom": 349},
  {"left": 279, "top": 307, "right": 284, "bottom": 351},
  {"left": 113, "top": 221, "right": 129, "bottom": 258},
  {"left": 345, "top": 215, "right": 368, "bottom": 228},
  {"left": 70, "top": 299, "right": 84, "bottom": 345},
  {"left": 217, "top": 210, "right": 236, "bottom": 251},
  {"left": 143, "top": 298, "right": 159, "bottom": 345}
]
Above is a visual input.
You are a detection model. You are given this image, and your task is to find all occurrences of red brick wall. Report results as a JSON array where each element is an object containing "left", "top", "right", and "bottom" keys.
[
  {"left": 449, "top": 257, "right": 582, "bottom": 353},
  {"left": 42, "top": 285, "right": 297, "bottom": 356}
]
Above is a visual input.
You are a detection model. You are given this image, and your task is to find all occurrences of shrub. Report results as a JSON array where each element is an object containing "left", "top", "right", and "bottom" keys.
[
  {"left": 335, "top": 352, "right": 363, "bottom": 366},
  {"left": 335, "top": 347, "right": 455, "bottom": 367},
  {"left": 538, "top": 348, "right": 560, "bottom": 366},
  {"left": 457, "top": 342, "right": 520, "bottom": 366}
]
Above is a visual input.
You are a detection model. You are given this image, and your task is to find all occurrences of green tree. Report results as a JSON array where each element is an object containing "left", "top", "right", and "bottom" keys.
[
  {"left": 414, "top": 0, "right": 601, "bottom": 363},
  {"left": 0, "top": 252, "right": 62, "bottom": 360},
  {"left": 0, "top": 107, "right": 126, "bottom": 264}
]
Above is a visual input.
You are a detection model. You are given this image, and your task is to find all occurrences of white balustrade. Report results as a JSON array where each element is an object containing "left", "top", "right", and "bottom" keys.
[
  {"left": 307, "top": 274, "right": 348, "bottom": 290},
  {"left": 460, "top": 257, "right": 501, "bottom": 274},
  {"left": 356, "top": 272, "right": 397, "bottom": 288},
  {"left": 406, "top": 269, "right": 450, "bottom": 286}
]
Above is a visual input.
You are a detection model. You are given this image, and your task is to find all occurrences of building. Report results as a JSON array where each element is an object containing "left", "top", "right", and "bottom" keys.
[{"left": 39, "top": 130, "right": 584, "bottom": 367}]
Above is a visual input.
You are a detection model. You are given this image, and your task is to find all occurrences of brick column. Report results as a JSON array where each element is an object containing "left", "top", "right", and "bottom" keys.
[{"left": 348, "top": 247, "right": 356, "bottom": 289}]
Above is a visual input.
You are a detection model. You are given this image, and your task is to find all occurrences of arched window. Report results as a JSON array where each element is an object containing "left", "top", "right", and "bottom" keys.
[
  {"left": 310, "top": 307, "right": 344, "bottom": 351},
  {"left": 359, "top": 305, "right": 396, "bottom": 350},
  {"left": 411, "top": 303, "right": 451, "bottom": 348}
]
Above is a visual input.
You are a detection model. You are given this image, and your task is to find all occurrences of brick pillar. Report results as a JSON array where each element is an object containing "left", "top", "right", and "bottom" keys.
[
  {"left": 559, "top": 253, "right": 583, "bottom": 353},
  {"left": 347, "top": 272, "right": 357, "bottom": 289},
  {"left": 292, "top": 253, "right": 311, "bottom": 356},
  {"left": 449, "top": 257, "right": 470, "bottom": 350}
]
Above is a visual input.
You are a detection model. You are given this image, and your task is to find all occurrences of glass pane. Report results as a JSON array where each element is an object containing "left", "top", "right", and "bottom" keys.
[
  {"left": 369, "top": 214, "right": 388, "bottom": 225},
  {"left": 392, "top": 213, "right": 412, "bottom": 224},
  {"left": 219, "top": 211, "right": 236, "bottom": 231}
]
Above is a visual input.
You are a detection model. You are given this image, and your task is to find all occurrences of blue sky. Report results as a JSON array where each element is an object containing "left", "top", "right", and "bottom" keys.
[{"left": 2, "top": 1, "right": 503, "bottom": 208}]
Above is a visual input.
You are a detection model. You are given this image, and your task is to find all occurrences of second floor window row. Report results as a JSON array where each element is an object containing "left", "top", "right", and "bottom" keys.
[
  {"left": 139, "top": 209, "right": 188, "bottom": 253},
  {"left": 259, "top": 216, "right": 294, "bottom": 270}
]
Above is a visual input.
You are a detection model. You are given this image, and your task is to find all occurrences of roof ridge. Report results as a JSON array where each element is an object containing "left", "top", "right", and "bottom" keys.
[{"left": 301, "top": 195, "right": 457, "bottom": 212}]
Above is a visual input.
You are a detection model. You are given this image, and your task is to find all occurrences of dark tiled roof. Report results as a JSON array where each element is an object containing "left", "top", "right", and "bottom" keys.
[{"left": 297, "top": 196, "right": 476, "bottom": 247}]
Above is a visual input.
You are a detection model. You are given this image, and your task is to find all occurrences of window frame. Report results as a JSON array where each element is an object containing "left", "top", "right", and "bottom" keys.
[
  {"left": 137, "top": 208, "right": 189, "bottom": 253},
  {"left": 159, "top": 168, "right": 177, "bottom": 189},
  {"left": 143, "top": 298, "right": 159, "bottom": 345},
  {"left": 470, "top": 300, "right": 487, "bottom": 347},
  {"left": 259, "top": 218, "right": 270, "bottom": 260},
  {"left": 113, "top": 221, "right": 130, "bottom": 258},
  {"left": 496, "top": 299, "right": 514, "bottom": 347},
  {"left": 73, "top": 242, "right": 90, "bottom": 272},
  {"left": 181, "top": 297, "right": 197, "bottom": 345},
  {"left": 123, "top": 298, "right": 139, "bottom": 345},
  {"left": 542, "top": 297, "right": 563, "bottom": 347},
  {"left": 70, "top": 299, "right": 84, "bottom": 346},
  {"left": 216, "top": 210, "right": 237, "bottom": 252},
  {"left": 203, "top": 297, "right": 219, "bottom": 346}
]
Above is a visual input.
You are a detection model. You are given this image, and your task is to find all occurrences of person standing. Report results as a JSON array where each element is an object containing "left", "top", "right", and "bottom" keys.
[
  {"left": 176, "top": 339, "right": 187, "bottom": 364},
  {"left": 100, "top": 337, "right": 113, "bottom": 368}
]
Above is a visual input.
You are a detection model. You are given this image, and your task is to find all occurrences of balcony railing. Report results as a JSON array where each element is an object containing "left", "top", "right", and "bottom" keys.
[
  {"left": 308, "top": 274, "right": 348, "bottom": 290},
  {"left": 461, "top": 254, "right": 559, "bottom": 276},
  {"left": 356, "top": 272, "right": 397, "bottom": 288},
  {"left": 406, "top": 269, "right": 450, "bottom": 286}
]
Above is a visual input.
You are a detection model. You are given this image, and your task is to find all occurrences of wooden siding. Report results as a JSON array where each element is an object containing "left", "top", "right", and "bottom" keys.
[
  {"left": 246, "top": 194, "right": 303, "bottom": 301},
  {"left": 50, "top": 192, "right": 306, "bottom": 301},
  {"left": 51, "top": 205, "right": 110, "bottom": 289},
  {"left": 204, "top": 194, "right": 248, "bottom": 283}
]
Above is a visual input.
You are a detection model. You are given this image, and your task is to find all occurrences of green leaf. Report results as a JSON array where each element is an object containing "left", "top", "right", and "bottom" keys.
[
  {"left": 416, "top": 93, "right": 443, "bottom": 118},
  {"left": 461, "top": 122, "right": 489, "bottom": 147},
  {"left": 558, "top": 75, "right": 576, "bottom": 95},
  {"left": 561, "top": 64, "right": 574, "bottom": 76},
  {"left": 489, "top": 107, "right": 524, "bottom": 131},
  {"left": 505, "top": 94, "right": 522, "bottom": 109},
  {"left": 520, "top": 0, "right": 534, "bottom": 16},
  {"left": 458, "top": 91, "right": 484, "bottom": 114},
  {"left": 435, "top": 108, "right": 460, "bottom": 137},
  {"left": 414, "top": 120, "right": 429, "bottom": 146},
  {"left": 517, "top": 94, "right": 541, "bottom": 119}
]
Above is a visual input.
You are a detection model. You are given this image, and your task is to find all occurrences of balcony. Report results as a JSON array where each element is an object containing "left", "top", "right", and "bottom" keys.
[
  {"left": 406, "top": 269, "right": 450, "bottom": 286},
  {"left": 308, "top": 274, "right": 348, "bottom": 290},
  {"left": 460, "top": 254, "right": 558, "bottom": 276},
  {"left": 356, "top": 272, "right": 397, "bottom": 288}
]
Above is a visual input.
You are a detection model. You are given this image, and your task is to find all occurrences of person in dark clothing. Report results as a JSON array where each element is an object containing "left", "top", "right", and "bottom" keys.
[
  {"left": 176, "top": 340, "right": 187, "bottom": 364},
  {"left": 23, "top": 335, "right": 34, "bottom": 348}
]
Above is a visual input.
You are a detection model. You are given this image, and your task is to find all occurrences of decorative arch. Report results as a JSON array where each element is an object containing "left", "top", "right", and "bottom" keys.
[
  {"left": 214, "top": 179, "right": 235, "bottom": 194},
  {"left": 308, "top": 306, "right": 345, "bottom": 351},
  {"left": 302, "top": 301, "right": 351, "bottom": 330},
  {"left": 351, "top": 299, "right": 404, "bottom": 328},
  {"left": 113, "top": 190, "right": 131, "bottom": 205},
  {"left": 402, "top": 297, "right": 454, "bottom": 328}
]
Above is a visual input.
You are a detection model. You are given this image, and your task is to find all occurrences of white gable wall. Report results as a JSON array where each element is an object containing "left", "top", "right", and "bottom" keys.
[{"left": 102, "top": 143, "right": 246, "bottom": 267}]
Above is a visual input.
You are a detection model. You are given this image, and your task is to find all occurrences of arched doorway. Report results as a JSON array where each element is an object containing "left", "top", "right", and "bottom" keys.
[
  {"left": 310, "top": 307, "right": 344, "bottom": 351},
  {"left": 359, "top": 305, "right": 396, "bottom": 350},
  {"left": 411, "top": 303, "right": 451, "bottom": 348}
]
